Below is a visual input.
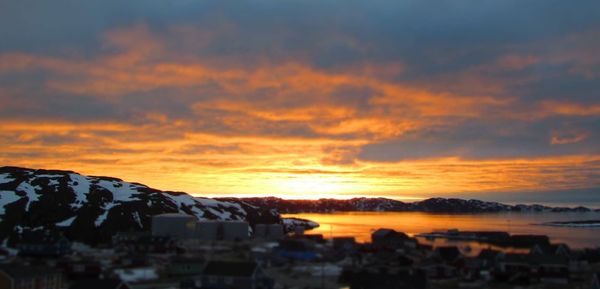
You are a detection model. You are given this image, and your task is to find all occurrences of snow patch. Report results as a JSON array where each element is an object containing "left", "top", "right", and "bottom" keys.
[
  {"left": 195, "top": 197, "right": 246, "bottom": 216},
  {"left": 166, "top": 193, "right": 197, "bottom": 208},
  {"left": 197, "top": 197, "right": 243, "bottom": 210},
  {"left": 207, "top": 207, "right": 231, "bottom": 220},
  {"left": 35, "top": 174, "right": 63, "bottom": 178},
  {"left": 96, "top": 180, "right": 141, "bottom": 202},
  {"left": 114, "top": 267, "right": 158, "bottom": 282},
  {"left": 95, "top": 203, "right": 117, "bottom": 227},
  {"left": 132, "top": 212, "right": 143, "bottom": 228},
  {"left": 56, "top": 216, "right": 76, "bottom": 227},
  {"left": 0, "top": 173, "right": 14, "bottom": 184},
  {"left": 189, "top": 206, "right": 205, "bottom": 219},
  {"left": 69, "top": 173, "right": 90, "bottom": 208},
  {"left": 16, "top": 182, "right": 40, "bottom": 211},
  {"left": 164, "top": 193, "right": 207, "bottom": 219},
  {"left": 282, "top": 218, "right": 319, "bottom": 232},
  {"left": 0, "top": 191, "right": 22, "bottom": 215},
  {"left": 293, "top": 264, "right": 342, "bottom": 276}
]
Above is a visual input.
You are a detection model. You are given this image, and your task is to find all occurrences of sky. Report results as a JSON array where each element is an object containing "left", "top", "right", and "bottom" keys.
[{"left": 1, "top": 0, "right": 599, "bottom": 202}]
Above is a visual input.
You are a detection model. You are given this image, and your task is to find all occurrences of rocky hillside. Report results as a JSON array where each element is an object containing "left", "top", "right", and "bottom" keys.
[
  {"left": 0, "top": 167, "right": 282, "bottom": 244},
  {"left": 223, "top": 197, "right": 597, "bottom": 213}
]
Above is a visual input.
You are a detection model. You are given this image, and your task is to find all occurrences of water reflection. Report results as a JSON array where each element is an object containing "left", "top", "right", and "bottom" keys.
[{"left": 283, "top": 211, "right": 600, "bottom": 249}]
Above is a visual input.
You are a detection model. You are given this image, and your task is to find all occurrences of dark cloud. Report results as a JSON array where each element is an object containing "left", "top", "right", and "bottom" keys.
[{"left": 359, "top": 117, "right": 600, "bottom": 161}]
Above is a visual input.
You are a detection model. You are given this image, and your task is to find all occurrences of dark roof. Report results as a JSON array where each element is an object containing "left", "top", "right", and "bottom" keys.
[
  {"left": 507, "top": 235, "right": 550, "bottom": 246},
  {"left": 203, "top": 261, "right": 257, "bottom": 277},
  {"left": 19, "top": 230, "right": 70, "bottom": 245},
  {"left": 69, "top": 279, "right": 129, "bottom": 289},
  {"left": 501, "top": 253, "right": 531, "bottom": 263},
  {"left": 278, "top": 239, "right": 312, "bottom": 251},
  {"left": 372, "top": 229, "right": 409, "bottom": 240},
  {"left": 372, "top": 229, "right": 392, "bottom": 237},
  {"left": 0, "top": 264, "right": 61, "bottom": 279},
  {"left": 530, "top": 254, "right": 568, "bottom": 265},
  {"left": 531, "top": 243, "right": 571, "bottom": 255},
  {"left": 435, "top": 246, "right": 461, "bottom": 262},
  {"left": 170, "top": 256, "right": 205, "bottom": 264},
  {"left": 333, "top": 237, "right": 356, "bottom": 242}
]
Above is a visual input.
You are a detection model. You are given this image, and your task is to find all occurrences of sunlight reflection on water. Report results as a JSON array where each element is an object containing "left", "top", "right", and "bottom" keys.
[{"left": 283, "top": 211, "right": 600, "bottom": 250}]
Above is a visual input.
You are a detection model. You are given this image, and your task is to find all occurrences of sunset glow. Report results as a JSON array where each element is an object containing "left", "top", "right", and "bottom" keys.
[{"left": 1, "top": 1, "right": 599, "bottom": 202}]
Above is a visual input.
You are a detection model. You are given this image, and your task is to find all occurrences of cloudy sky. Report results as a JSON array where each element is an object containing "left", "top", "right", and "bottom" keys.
[{"left": 1, "top": 0, "right": 599, "bottom": 202}]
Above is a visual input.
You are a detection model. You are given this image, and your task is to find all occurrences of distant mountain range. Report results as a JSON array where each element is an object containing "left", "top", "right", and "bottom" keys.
[
  {"left": 1, "top": 166, "right": 596, "bottom": 245},
  {"left": 0, "top": 167, "right": 283, "bottom": 244},
  {"left": 218, "top": 196, "right": 599, "bottom": 214}
]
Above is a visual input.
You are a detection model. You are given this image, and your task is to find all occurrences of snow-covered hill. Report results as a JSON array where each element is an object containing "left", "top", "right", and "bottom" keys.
[
  {"left": 0, "top": 167, "right": 280, "bottom": 244},
  {"left": 226, "top": 197, "right": 596, "bottom": 214}
]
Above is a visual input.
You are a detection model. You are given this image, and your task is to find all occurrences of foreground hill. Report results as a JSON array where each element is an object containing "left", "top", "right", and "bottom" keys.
[
  {"left": 219, "top": 196, "right": 597, "bottom": 214},
  {"left": 0, "top": 167, "right": 282, "bottom": 244}
]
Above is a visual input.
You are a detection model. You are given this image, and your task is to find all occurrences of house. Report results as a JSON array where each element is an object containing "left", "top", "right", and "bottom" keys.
[
  {"left": 69, "top": 279, "right": 131, "bottom": 289},
  {"left": 0, "top": 264, "right": 64, "bottom": 289},
  {"left": 339, "top": 267, "right": 426, "bottom": 289},
  {"left": 477, "top": 249, "right": 501, "bottom": 269},
  {"left": 371, "top": 229, "right": 416, "bottom": 249},
  {"left": 502, "top": 235, "right": 550, "bottom": 247},
  {"left": 152, "top": 213, "right": 197, "bottom": 239},
  {"left": 290, "top": 233, "right": 325, "bottom": 243},
  {"left": 461, "top": 258, "right": 485, "bottom": 281},
  {"left": 418, "top": 258, "right": 458, "bottom": 279},
  {"left": 254, "top": 224, "right": 284, "bottom": 239},
  {"left": 166, "top": 256, "right": 205, "bottom": 277},
  {"left": 530, "top": 254, "right": 570, "bottom": 284},
  {"left": 274, "top": 239, "right": 319, "bottom": 261},
  {"left": 195, "top": 221, "right": 250, "bottom": 241},
  {"left": 333, "top": 237, "right": 357, "bottom": 255},
  {"left": 420, "top": 246, "right": 463, "bottom": 279},
  {"left": 112, "top": 233, "right": 179, "bottom": 253},
  {"left": 580, "top": 248, "right": 600, "bottom": 264},
  {"left": 530, "top": 243, "right": 571, "bottom": 258},
  {"left": 497, "top": 253, "right": 531, "bottom": 275},
  {"left": 111, "top": 266, "right": 164, "bottom": 288},
  {"left": 58, "top": 258, "right": 103, "bottom": 280},
  {"left": 123, "top": 235, "right": 178, "bottom": 253},
  {"left": 496, "top": 252, "right": 570, "bottom": 285},
  {"left": 431, "top": 246, "right": 462, "bottom": 263},
  {"left": 16, "top": 230, "right": 71, "bottom": 257},
  {"left": 201, "top": 261, "right": 273, "bottom": 289},
  {"left": 112, "top": 232, "right": 150, "bottom": 245}
]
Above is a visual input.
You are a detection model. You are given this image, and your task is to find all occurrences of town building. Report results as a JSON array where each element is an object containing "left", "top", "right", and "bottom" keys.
[
  {"left": 254, "top": 224, "right": 284, "bottom": 239},
  {"left": 201, "top": 261, "right": 273, "bottom": 289},
  {"left": 195, "top": 221, "right": 250, "bottom": 241},
  {"left": 0, "top": 264, "right": 64, "bottom": 289},
  {"left": 16, "top": 230, "right": 71, "bottom": 257},
  {"left": 151, "top": 213, "right": 197, "bottom": 239}
]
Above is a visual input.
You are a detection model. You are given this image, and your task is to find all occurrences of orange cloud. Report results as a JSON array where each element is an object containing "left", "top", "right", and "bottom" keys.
[
  {"left": 540, "top": 101, "right": 600, "bottom": 117},
  {"left": 1, "top": 25, "right": 600, "bottom": 199}
]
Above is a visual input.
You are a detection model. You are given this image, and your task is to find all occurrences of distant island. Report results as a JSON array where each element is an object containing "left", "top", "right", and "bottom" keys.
[
  {"left": 541, "top": 220, "right": 600, "bottom": 227},
  {"left": 218, "top": 196, "right": 599, "bottom": 214}
]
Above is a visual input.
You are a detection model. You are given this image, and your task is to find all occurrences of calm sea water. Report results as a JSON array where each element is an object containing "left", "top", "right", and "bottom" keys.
[{"left": 282, "top": 212, "right": 600, "bottom": 250}]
